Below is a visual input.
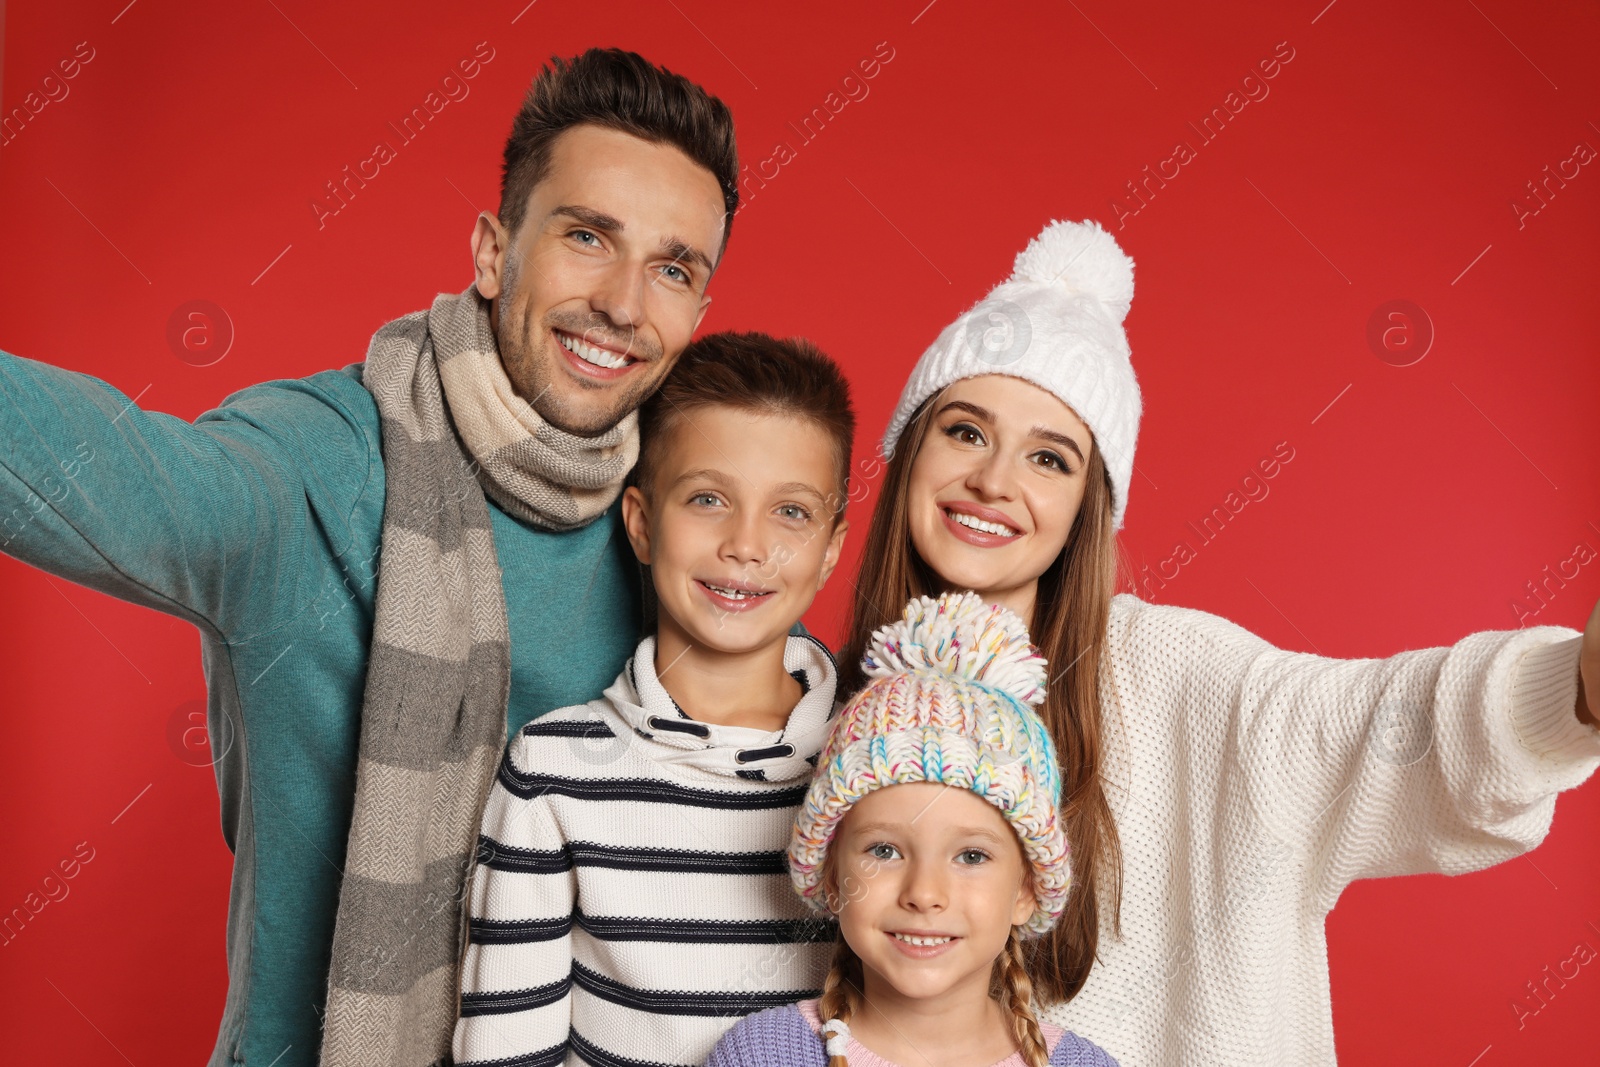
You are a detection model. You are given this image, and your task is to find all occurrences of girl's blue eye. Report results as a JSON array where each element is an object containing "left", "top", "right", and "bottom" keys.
[
  {"left": 868, "top": 842, "right": 900, "bottom": 861},
  {"left": 957, "top": 848, "right": 990, "bottom": 865},
  {"left": 777, "top": 504, "right": 811, "bottom": 522}
]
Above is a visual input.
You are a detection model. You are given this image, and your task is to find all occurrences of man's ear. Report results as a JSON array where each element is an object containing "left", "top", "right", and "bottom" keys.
[
  {"left": 471, "top": 212, "right": 509, "bottom": 300},
  {"left": 693, "top": 292, "right": 712, "bottom": 335},
  {"left": 620, "top": 485, "right": 653, "bottom": 566},
  {"left": 815, "top": 518, "right": 849, "bottom": 591}
]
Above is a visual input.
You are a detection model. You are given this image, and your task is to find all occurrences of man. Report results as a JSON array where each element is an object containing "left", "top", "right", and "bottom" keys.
[{"left": 0, "top": 48, "right": 737, "bottom": 1067}]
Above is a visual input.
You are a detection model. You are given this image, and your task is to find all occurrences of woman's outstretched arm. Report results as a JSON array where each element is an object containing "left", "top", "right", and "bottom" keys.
[{"left": 1103, "top": 593, "right": 1600, "bottom": 914}]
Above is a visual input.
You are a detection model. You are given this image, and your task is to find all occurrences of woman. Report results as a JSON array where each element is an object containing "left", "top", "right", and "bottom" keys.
[{"left": 840, "top": 219, "right": 1600, "bottom": 1066}]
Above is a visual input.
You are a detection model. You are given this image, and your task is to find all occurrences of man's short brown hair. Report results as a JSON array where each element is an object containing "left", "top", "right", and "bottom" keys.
[{"left": 499, "top": 48, "right": 739, "bottom": 258}]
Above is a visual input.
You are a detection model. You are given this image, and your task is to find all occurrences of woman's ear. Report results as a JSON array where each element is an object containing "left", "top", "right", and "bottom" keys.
[{"left": 620, "top": 485, "right": 653, "bottom": 566}]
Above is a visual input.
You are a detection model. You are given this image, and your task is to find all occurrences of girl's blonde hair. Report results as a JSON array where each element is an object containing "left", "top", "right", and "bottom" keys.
[{"left": 838, "top": 392, "right": 1124, "bottom": 1004}]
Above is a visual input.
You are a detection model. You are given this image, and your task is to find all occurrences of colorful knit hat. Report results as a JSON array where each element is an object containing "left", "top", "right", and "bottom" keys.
[{"left": 788, "top": 590, "right": 1070, "bottom": 936}]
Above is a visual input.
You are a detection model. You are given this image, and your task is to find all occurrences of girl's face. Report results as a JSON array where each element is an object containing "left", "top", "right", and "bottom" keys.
[
  {"left": 905, "top": 375, "right": 1092, "bottom": 626},
  {"left": 827, "top": 782, "right": 1035, "bottom": 1008}
]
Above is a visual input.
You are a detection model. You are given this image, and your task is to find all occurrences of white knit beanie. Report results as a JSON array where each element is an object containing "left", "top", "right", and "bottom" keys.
[{"left": 880, "top": 219, "right": 1141, "bottom": 530}]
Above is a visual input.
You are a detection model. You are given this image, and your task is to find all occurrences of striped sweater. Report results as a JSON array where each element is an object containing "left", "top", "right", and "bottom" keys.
[{"left": 452, "top": 633, "right": 841, "bottom": 1067}]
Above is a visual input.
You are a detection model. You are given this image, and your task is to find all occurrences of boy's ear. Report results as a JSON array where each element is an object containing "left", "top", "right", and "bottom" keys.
[
  {"left": 814, "top": 518, "right": 849, "bottom": 591},
  {"left": 620, "top": 485, "right": 653, "bottom": 566}
]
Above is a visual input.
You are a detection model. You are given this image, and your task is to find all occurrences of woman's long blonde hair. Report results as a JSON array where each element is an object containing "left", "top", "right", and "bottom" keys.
[{"left": 839, "top": 393, "right": 1123, "bottom": 1004}]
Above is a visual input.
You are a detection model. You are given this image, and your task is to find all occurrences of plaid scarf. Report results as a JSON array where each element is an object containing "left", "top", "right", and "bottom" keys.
[{"left": 318, "top": 283, "right": 637, "bottom": 1066}]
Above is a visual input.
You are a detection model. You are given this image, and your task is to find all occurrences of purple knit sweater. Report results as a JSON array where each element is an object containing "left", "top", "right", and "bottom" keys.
[{"left": 704, "top": 1004, "right": 1120, "bottom": 1067}]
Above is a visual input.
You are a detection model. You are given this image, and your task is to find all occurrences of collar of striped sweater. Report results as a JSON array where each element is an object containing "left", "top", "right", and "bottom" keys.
[{"left": 598, "top": 632, "right": 840, "bottom": 781}]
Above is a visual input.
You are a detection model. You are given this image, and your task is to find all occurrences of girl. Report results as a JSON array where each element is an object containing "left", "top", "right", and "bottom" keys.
[
  {"left": 706, "top": 591, "right": 1118, "bottom": 1067},
  {"left": 841, "top": 219, "right": 1600, "bottom": 1065}
]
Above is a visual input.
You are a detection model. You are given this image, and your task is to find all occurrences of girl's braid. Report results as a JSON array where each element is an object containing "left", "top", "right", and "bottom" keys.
[
  {"left": 817, "top": 936, "right": 864, "bottom": 1067},
  {"left": 993, "top": 928, "right": 1050, "bottom": 1067}
]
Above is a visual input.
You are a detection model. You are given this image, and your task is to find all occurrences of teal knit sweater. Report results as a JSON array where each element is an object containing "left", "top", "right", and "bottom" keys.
[{"left": 0, "top": 350, "right": 644, "bottom": 1066}]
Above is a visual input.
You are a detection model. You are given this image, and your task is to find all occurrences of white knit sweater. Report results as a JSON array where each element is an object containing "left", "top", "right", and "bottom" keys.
[
  {"left": 452, "top": 633, "right": 839, "bottom": 1067},
  {"left": 1039, "top": 594, "right": 1600, "bottom": 1065}
]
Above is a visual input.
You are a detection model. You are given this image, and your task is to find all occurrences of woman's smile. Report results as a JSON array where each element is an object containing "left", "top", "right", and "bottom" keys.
[{"left": 939, "top": 499, "right": 1024, "bottom": 545}]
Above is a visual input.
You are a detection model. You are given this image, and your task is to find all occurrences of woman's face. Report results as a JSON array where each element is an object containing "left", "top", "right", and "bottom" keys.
[{"left": 905, "top": 375, "right": 1092, "bottom": 625}]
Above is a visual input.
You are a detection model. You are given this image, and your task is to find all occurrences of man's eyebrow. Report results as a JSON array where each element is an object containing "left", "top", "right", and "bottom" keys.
[
  {"left": 550, "top": 204, "right": 623, "bottom": 232},
  {"left": 549, "top": 206, "right": 713, "bottom": 279},
  {"left": 936, "top": 399, "right": 1085, "bottom": 464},
  {"left": 661, "top": 236, "right": 714, "bottom": 278}
]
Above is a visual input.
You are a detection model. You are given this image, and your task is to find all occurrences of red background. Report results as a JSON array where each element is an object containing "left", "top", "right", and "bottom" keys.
[{"left": 2, "top": 0, "right": 1598, "bottom": 1062}]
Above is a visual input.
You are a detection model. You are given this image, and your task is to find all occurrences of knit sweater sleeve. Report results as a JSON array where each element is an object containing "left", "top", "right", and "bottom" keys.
[
  {"left": 1107, "top": 595, "right": 1600, "bottom": 910},
  {"left": 452, "top": 727, "right": 577, "bottom": 1067},
  {"left": 0, "top": 349, "right": 378, "bottom": 638},
  {"left": 1048, "top": 1029, "right": 1122, "bottom": 1066},
  {"left": 703, "top": 1005, "right": 825, "bottom": 1067}
]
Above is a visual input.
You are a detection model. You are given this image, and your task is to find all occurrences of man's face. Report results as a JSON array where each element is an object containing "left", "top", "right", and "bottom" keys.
[{"left": 473, "top": 124, "right": 727, "bottom": 436}]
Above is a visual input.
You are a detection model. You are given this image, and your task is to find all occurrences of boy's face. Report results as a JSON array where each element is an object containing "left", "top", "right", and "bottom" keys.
[
  {"left": 825, "top": 781, "right": 1036, "bottom": 1008},
  {"left": 621, "top": 405, "right": 848, "bottom": 656}
]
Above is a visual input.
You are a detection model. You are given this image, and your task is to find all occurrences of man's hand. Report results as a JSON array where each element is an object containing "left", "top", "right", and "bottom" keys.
[{"left": 1580, "top": 597, "right": 1599, "bottom": 728}]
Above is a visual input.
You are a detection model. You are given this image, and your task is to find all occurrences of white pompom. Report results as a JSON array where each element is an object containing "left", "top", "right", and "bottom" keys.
[
  {"left": 863, "top": 590, "right": 1047, "bottom": 706},
  {"left": 1009, "top": 219, "right": 1135, "bottom": 322}
]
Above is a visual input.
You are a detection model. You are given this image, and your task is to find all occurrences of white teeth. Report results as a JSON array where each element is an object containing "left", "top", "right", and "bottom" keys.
[
  {"left": 705, "top": 582, "right": 764, "bottom": 600},
  {"left": 948, "top": 509, "right": 1018, "bottom": 537},
  {"left": 558, "top": 331, "right": 629, "bottom": 370},
  {"left": 892, "top": 932, "right": 953, "bottom": 946}
]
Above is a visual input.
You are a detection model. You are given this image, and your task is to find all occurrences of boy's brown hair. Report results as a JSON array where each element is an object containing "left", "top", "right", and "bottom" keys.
[{"left": 631, "top": 331, "right": 855, "bottom": 522}]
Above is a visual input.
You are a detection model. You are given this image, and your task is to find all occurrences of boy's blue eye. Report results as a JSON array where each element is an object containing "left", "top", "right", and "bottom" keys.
[
  {"left": 689, "top": 492, "right": 722, "bottom": 507},
  {"left": 776, "top": 504, "right": 810, "bottom": 522}
]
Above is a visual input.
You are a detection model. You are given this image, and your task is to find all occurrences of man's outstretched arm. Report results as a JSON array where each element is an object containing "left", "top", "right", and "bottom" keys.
[{"left": 0, "top": 348, "right": 376, "bottom": 638}]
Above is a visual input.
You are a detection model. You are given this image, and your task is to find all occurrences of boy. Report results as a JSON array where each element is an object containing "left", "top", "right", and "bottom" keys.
[{"left": 452, "top": 331, "right": 855, "bottom": 1067}]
